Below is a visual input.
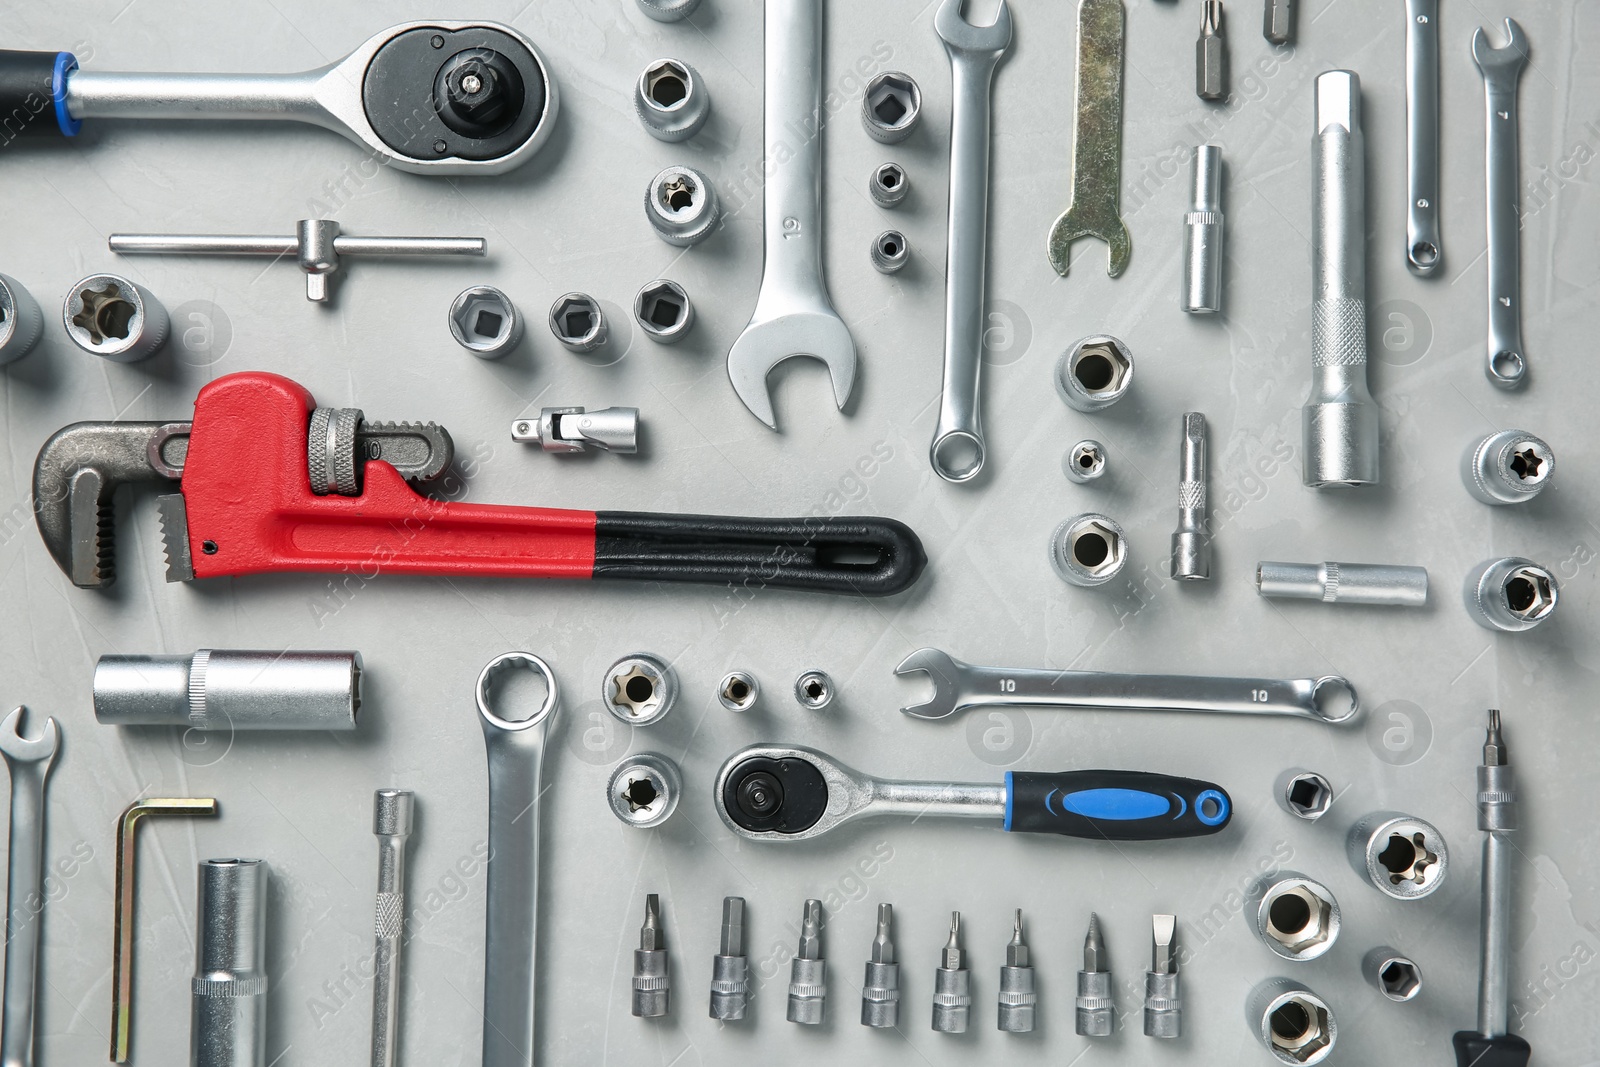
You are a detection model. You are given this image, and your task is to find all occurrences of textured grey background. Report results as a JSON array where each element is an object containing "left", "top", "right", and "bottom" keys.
[{"left": 2, "top": 0, "right": 1598, "bottom": 1063}]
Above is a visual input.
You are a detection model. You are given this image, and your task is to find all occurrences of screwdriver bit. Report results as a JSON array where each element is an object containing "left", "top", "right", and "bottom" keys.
[
  {"left": 709, "top": 896, "right": 749, "bottom": 1021},
  {"left": 632, "top": 894, "right": 670, "bottom": 1017},
  {"left": 1144, "top": 914, "right": 1181, "bottom": 1038},
  {"left": 787, "top": 899, "right": 827, "bottom": 1025},
  {"left": 997, "top": 910, "right": 1037, "bottom": 1032},
  {"left": 931, "top": 912, "right": 971, "bottom": 1033},
  {"left": 861, "top": 903, "right": 900, "bottom": 1028},
  {"left": 1263, "top": 0, "right": 1294, "bottom": 45},
  {"left": 1197, "top": 1, "right": 1228, "bottom": 102},
  {"left": 1076, "top": 914, "right": 1114, "bottom": 1037}
]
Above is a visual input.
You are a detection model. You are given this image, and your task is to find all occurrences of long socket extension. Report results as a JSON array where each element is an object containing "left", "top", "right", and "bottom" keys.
[
  {"left": 369, "top": 791, "right": 413, "bottom": 1067},
  {"left": 1182, "top": 146, "right": 1224, "bottom": 313},
  {"left": 1304, "top": 71, "right": 1378, "bottom": 488},
  {"left": 94, "top": 649, "right": 361, "bottom": 731},
  {"left": 192, "top": 859, "right": 268, "bottom": 1067},
  {"left": 709, "top": 897, "right": 749, "bottom": 1021}
]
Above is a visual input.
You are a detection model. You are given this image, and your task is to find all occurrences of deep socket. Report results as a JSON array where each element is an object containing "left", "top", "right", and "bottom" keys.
[
  {"left": 191, "top": 859, "right": 268, "bottom": 1067},
  {"left": 1257, "top": 561, "right": 1428, "bottom": 607},
  {"left": 94, "top": 649, "right": 361, "bottom": 730},
  {"left": 1182, "top": 146, "right": 1224, "bottom": 313}
]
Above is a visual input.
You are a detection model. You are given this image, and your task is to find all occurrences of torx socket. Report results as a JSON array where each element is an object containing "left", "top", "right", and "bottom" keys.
[
  {"left": 94, "top": 650, "right": 361, "bottom": 731},
  {"left": 1462, "top": 429, "right": 1554, "bottom": 505},
  {"left": 1144, "top": 914, "right": 1180, "bottom": 1039},
  {"left": 64, "top": 274, "right": 169, "bottom": 362},
  {"left": 1076, "top": 914, "right": 1114, "bottom": 1037},
  {"left": 997, "top": 910, "right": 1036, "bottom": 1032},
  {"left": 632, "top": 894, "right": 670, "bottom": 1017},
  {"left": 1256, "top": 561, "right": 1428, "bottom": 607},
  {"left": 191, "top": 859, "right": 268, "bottom": 1067},
  {"left": 931, "top": 912, "right": 970, "bottom": 1033},
  {"left": 370, "top": 791, "right": 413, "bottom": 1067},
  {"left": 1170, "top": 413, "right": 1211, "bottom": 580},
  {"left": 1182, "top": 146, "right": 1225, "bottom": 313},
  {"left": 1347, "top": 811, "right": 1448, "bottom": 901},
  {"left": 1196, "top": 1, "right": 1228, "bottom": 101},
  {"left": 861, "top": 903, "right": 900, "bottom": 1028},
  {"left": 1248, "top": 978, "right": 1337, "bottom": 1065},
  {"left": 709, "top": 896, "right": 749, "bottom": 1021},
  {"left": 787, "top": 899, "right": 826, "bottom": 1024},
  {"left": 1303, "top": 71, "right": 1379, "bottom": 488}
]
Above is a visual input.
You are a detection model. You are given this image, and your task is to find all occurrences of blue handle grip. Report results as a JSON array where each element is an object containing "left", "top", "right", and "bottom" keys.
[{"left": 1004, "top": 770, "right": 1231, "bottom": 840}]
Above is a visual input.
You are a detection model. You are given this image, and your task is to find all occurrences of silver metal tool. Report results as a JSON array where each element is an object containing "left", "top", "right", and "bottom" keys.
[
  {"left": 862, "top": 72, "right": 922, "bottom": 143},
  {"left": 1275, "top": 769, "right": 1334, "bottom": 821},
  {"left": 1143, "top": 914, "right": 1180, "bottom": 1039},
  {"left": 511, "top": 408, "right": 639, "bottom": 454},
  {"left": 1405, "top": 0, "right": 1441, "bottom": 273},
  {"left": 997, "top": 910, "right": 1036, "bottom": 1032},
  {"left": 0, "top": 708, "right": 57, "bottom": 1067},
  {"left": 1263, "top": 0, "right": 1294, "bottom": 44},
  {"left": 931, "top": 913, "right": 971, "bottom": 1033},
  {"left": 603, "top": 653, "right": 678, "bottom": 725},
  {"left": 633, "top": 894, "right": 670, "bottom": 1018},
  {"left": 111, "top": 219, "right": 486, "bottom": 303},
  {"left": 57, "top": 22, "right": 558, "bottom": 174},
  {"left": 645, "top": 165, "right": 720, "bottom": 247},
  {"left": 63, "top": 273, "right": 168, "bottom": 362},
  {"left": 607, "top": 753, "right": 682, "bottom": 828},
  {"left": 634, "top": 59, "right": 709, "bottom": 142},
  {"left": 709, "top": 897, "right": 749, "bottom": 1021},
  {"left": 1257, "top": 562, "right": 1429, "bottom": 607},
  {"left": 1064, "top": 440, "right": 1108, "bottom": 483},
  {"left": 548, "top": 293, "right": 607, "bottom": 352},
  {"left": 634, "top": 280, "right": 694, "bottom": 343},
  {"left": 1348, "top": 811, "right": 1448, "bottom": 900},
  {"left": 794, "top": 670, "right": 834, "bottom": 710},
  {"left": 1472, "top": 20, "right": 1531, "bottom": 389},
  {"left": 930, "top": 0, "right": 1012, "bottom": 482},
  {"left": 1248, "top": 872, "right": 1340, "bottom": 962},
  {"left": 861, "top": 904, "right": 899, "bottom": 1028},
  {"left": 0, "top": 275, "right": 42, "bottom": 365},
  {"left": 1056, "top": 334, "right": 1134, "bottom": 412},
  {"left": 370, "top": 790, "right": 413, "bottom": 1067},
  {"left": 871, "top": 230, "right": 909, "bottom": 274},
  {"left": 478, "top": 652, "right": 559, "bottom": 1067},
  {"left": 1249, "top": 978, "right": 1336, "bottom": 1065},
  {"left": 1171, "top": 413, "right": 1211, "bottom": 581},
  {"left": 450, "top": 286, "right": 521, "bottom": 358},
  {"left": 1183, "top": 146, "right": 1224, "bottom": 312},
  {"left": 191, "top": 858, "right": 268, "bottom": 1067},
  {"left": 1196, "top": 1, "right": 1228, "bottom": 101},
  {"left": 717, "top": 672, "right": 759, "bottom": 712},
  {"left": 787, "top": 899, "right": 826, "bottom": 1024},
  {"left": 1076, "top": 914, "right": 1114, "bottom": 1037},
  {"left": 869, "top": 162, "right": 910, "bottom": 208},
  {"left": 1305, "top": 70, "right": 1379, "bottom": 488},
  {"left": 1050, "top": 513, "right": 1128, "bottom": 587},
  {"left": 94, "top": 649, "right": 361, "bottom": 731},
  {"left": 1465, "top": 557, "right": 1558, "bottom": 632},
  {"left": 1463, "top": 429, "right": 1553, "bottom": 505},
  {"left": 895, "top": 647, "right": 1358, "bottom": 723},
  {"left": 1048, "top": 0, "right": 1131, "bottom": 278},
  {"left": 637, "top": 0, "right": 700, "bottom": 22},
  {"left": 1363, "top": 947, "right": 1422, "bottom": 1002},
  {"left": 727, "top": 0, "right": 856, "bottom": 430}
]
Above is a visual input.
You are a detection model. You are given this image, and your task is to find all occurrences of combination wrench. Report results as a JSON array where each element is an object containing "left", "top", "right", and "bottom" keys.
[
  {"left": 1471, "top": 19, "right": 1530, "bottom": 389},
  {"left": 1405, "top": 0, "right": 1441, "bottom": 274},
  {"left": 478, "top": 653, "right": 559, "bottom": 1067},
  {"left": 929, "top": 0, "right": 1013, "bottom": 483},
  {"left": 726, "top": 0, "right": 857, "bottom": 431},
  {"left": 894, "top": 648, "right": 1358, "bottom": 724},
  {"left": 0, "top": 708, "right": 59, "bottom": 1067}
]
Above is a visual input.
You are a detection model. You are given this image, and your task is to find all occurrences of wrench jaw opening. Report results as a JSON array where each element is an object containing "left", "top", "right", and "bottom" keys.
[
  {"left": 1047, "top": 212, "right": 1133, "bottom": 279},
  {"left": 934, "top": 0, "right": 1014, "bottom": 54},
  {"left": 714, "top": 744, "right": 869, "bottom": 843},
  {"left": 1470, "top": 19, "right": 1530, "bottom": 73},
  {"left": 726, "top": 312, "right": 857, "bottom": 432},
  {"left": 893, "top": 648, "right": 966, "bottom": 719}
]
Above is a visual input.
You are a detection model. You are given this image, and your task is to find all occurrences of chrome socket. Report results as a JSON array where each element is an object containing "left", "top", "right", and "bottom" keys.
[
  {"left": 632, "top": 894, "right": 670, "bottom": 1018},
  {"left": 1076, "top": 969, "right": 1114, "bottom": 1036},
  {"left": 635, "top": 58, "right": 710, "bottom": 141},
  {"left": 634, "top": 279, "right": 694, "bottom": 343},
  {"left": 1275, "top": 769, "right": 1334, "bottom": 821},
  {"left": 861, "top": 904, "right": 899, "bottom": 1028},
  {"left": 1362, "top": 947, "right": 1422, "bottom": 1002},
  {"left": 548, "top": 293, "right": 607, "bottom": 352},
  {"left": 1248, "top": 872, "right": 1341, "bottom": 962},
  {"left": 709, "top": 897, "right": 749, "bottom": 1021},
  {"left": 1462, "top": 429, "right": 1554, "bottom": 505},
  {"left": 1056, "top": 335, "right": 1134, "bottom": 412},
  {"left": 871, "top": 230, "right": 908, "bottom": 274},
  {"left": 607, "top": 753, "right": 682, "bottom": 828},
  {"left": 1170, "top": 412, "right": 1211, "bottom": 581},
  {"left": 931, "top": 913, "right": 971, "bottom": 1034},
  {"left": 1257, "top": 561, "right": 1429, "bottom": 607},
  {"left": 603, "top": 653, "right": 678, "bottom": 726},
  {"left": 787, "top": 899, "right": 827, "bottom": 1025},
  {"left": 862, "top": 71, "right": 922, "bottom": 143},
  {"left": 717, "top": 671, "right": 758, "bottom": 712},
  {"left": 794, "top": 670, "right": 834, "bottom": 710},
  {"left": 1248, "top": 979, "right": 1337, "bottom": 1065},
  {"left": 449, "top": 285, "right": 522, "bottom": 358},
  {"left": 1464, "top": 557, "right": 1559, "bottom": 632},
  {"left": 1050, "top": 513, "right": 1128, "bottom": 588},
  {"left": 869, "top": 162, "right": 909, "bottom": 208},
  {"left": 64, "top": 273, "right": 169, "bottom": 362},
  {"left": 1064, "top": 440, "right": 1108, "bottom": 483},
  {"left": 636, "top": 0, "right": 700, "bottom": 21},
  {"left": 645, "top": 164, "right": 719, "bottom": 247},
  {"left": 1347, "top": 811, "right": 1448, "bottom": 900},
  {"left": 1183, "top": 145, "right": 1225, "bottom": 312},
  {"left": 0, "top": 273, "right": 42, "bottom": 364},
  {"left": 191, "top": 859, "right": 268, "bottom": 1067},
  {"left": 94, "top": 649, "right": 361, "bottom": 730}
]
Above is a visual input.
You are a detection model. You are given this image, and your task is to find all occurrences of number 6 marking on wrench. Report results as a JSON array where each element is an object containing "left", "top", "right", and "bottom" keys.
[
  {"left": 1471, "top": 18, "right": 1529, "bottom": 389},
  {"left": 0, "top": 707, "right": 58, "bottom": 1067}
]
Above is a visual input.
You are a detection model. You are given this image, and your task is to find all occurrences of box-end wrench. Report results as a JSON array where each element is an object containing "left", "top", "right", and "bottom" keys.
[
  {"left": 1471, "top": 19, "right": 1530, "bottom": 389},
  {"left": 0, "top": 708, "right": 58, "bottom": 1067},
  {"left": 726, "top": 0, "right": 856, "bottom": 431},
  {"left": 1405, "top": 0, "right": 1441, "bottom": 274},
  {"left": 478, "top": 653, "right": 559, "bottom": 1067},
  {"left": 930, "top": 0, "right": 1012, "bottom": 483},
  {"left": 1047, "top": 0, "right": 1132, "bottom": 279},
  {"left": 894, "top": 648, "right": 1357, "bottom": 723}
]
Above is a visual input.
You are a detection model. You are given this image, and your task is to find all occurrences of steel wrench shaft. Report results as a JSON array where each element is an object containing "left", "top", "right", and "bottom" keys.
[
  {"left": 1471, "top": 20, "right": 1530, "bottom": 389},
  {"left": 1405, "top": 0, "right": 1441, "bottom": 273},
  {"left": 0, "top": 708, "right": 58, "bottom": 1067}
]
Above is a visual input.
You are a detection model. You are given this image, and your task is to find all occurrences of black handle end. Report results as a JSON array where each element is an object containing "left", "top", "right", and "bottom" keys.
[
  {"left": 0, "top": 51, "right": 79, "bottom": 140},
  {"left": 1452, "top": 1031, "right": 1530, "bottom": 1067},
  {"left": 1006, "top": 770, "right": 1232, "bottom": 841}
]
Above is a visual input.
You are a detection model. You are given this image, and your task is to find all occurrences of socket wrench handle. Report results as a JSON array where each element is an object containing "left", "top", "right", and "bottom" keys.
[
  {"left": 1472, "top": 20, "right": 1530, "bottom": 388},
  {"left": 1404, "top": 0, "right": 1441, "bottom": 273},
  {"left": 1005, "top": 770, "right": 1230, "bottom": 840}
]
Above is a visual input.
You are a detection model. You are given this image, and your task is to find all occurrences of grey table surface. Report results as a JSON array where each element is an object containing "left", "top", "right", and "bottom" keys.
[{"left": 3, "top": 0, "right": 1599, "bottom": 1063}]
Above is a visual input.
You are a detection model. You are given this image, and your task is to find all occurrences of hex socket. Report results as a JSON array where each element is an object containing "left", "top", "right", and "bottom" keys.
[
  {"left": 1462, "top": 429, "right": 1554, "bottom": 505},
  {"left": 1076, "top": 969, "right": 1113, "bottom": 1036},
  {"left": 1182, "top": 145, "right": 1224, "bottom": 313},
  {"left": 1247, "top": 978, "right": 1336, "bottom": 1065},
  {"left": 1256, "top": 561, "right": 1428, "bottom": 607},
  {"left": 1248, "top": 872, "right": 1341, "bottom": 961},
  {"left": 787, "top": 956, "right": 826, "bottom": 1024},
  {"left": 1050, "top": 514, "right": 1128, "bottom": 588},
  {"left": 1362, "top": 947, "right": 1422, "bottom": 1002},
  {"left": 1275, "top": 769, "right": 1334, "bottom": 821},
  {"left": 931, "top": 966, "right": 970, "bottom": 1032},
  {"left": 861, "top": 72, "right": 922, "bottom": 143},
  {"left": 869, "top": 162, "right": 909, "bottom": 208},
  {"left": 192, "top": 859, "right": 268, "bottom": 1067},
  {"left": 94, "top": 650, "right": 361, "bottom": 730},
  {"left": 1464, "top": 557, "right": 1559, "bottom": 632},
  {"left": 0, "top": 273, "right": 43, "bottom": 364},
  {"left": 861, "top": 959, "right": 899, "bottom": 1028},
  {"left": 871, "top": 230, "right": 908, "bottom": 274},
  {"left": 635, "top": 58, "right": 710, "bottom": 142},
  {"left": 1056, "top": 335, "right": 1134, "bottom": 412}
]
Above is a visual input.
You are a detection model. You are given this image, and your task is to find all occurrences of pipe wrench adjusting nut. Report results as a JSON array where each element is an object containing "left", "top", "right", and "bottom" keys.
[{"left": 63, "top": 274, "right": 168, "bottom": 362}]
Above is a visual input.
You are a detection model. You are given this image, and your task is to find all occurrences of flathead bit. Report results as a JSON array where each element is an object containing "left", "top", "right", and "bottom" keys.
[
  {"left": 632, "top": 893, "right": 670, "bottom": 1018},
  {"left": 1197, "top": 1, "right": 1228, "bottom": 102},
  {"left": 640, "top": 893, "right": 664, "bottom": 951},
  {"left": 1484, "top": 708, "right": 1507, "bottom": 767},
  {"left": 942, "top": 912, "right": 963, "bottom": 970},
  {"left": 1263, "top": 0, "right": 1294, "bottom": 45},
  {"left": 1084, "top": 913, "right": 1106, "bottom": 972},
  {"left": 1006, "top": 910, "right": 1028, "bottom": 967},
  {"left": 1143, "top": 914, "right": 1181, "bottom": 1039},
  {"left": 1151, "top": 913, "right": 1176, "bottom": 975},
  {"left": 872, "top": 903, "right": 895, "bottom": 965}
]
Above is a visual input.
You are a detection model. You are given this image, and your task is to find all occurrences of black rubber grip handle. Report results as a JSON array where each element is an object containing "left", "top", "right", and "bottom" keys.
[
  {"left": 1005, "top": 770, "right": 1232, "bottom": 840},
  {"left": 1452, "top": 1032, "right": 1531, "bottom": 1067},
  {"left": 0, "top": 51, "right": 74, "bottom": 138},
  {"left": 592, "top": 512, "right": 926, "bottom": 596}
]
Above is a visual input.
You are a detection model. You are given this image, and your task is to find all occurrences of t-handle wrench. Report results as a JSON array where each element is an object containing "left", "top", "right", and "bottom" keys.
[
  {"left": 0, "top": 707, "right": 59, "bottom": 1067},
  {"left": 1471, "top": 19, "right": 1529, "bottom": 389},
  {"left": 1405, "top": 0, "right": 1441, "bottom": 274},
  {"left": 930, "top": 0, "right": 1012, "bottom": 483}
]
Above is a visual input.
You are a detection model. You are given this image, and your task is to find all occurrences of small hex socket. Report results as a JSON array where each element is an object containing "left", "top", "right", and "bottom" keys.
[
  {"left": 0, "top": 273, "right": 42, "bottom": 365},
  {"left": 607, "top": 753, "right": 682, "bottom": 828},
  {"left": 1248, "top": 979, "right": 1337, "bottom": 1065},
  {"left": 1170, "top": 413, "right": 1211, "bottom": 581},
  {"left": 871, "top": 230, "right": 909, "bottom": 274},
  {"left": 1464, "top": 557, "right": 1559, "bottom": 632},
  {"left": 1347, "top": 811, "right": 1448, "bottom": 900},
  {"left": 64, "top": 274, "right": 169, "bottom": 362},
  {"left": 1275, "top": 769, "right": 1334, "bottom": 821},
  {"left": 548, "top": 293, "right": 607, "bottom": 353},
  {"left": 1248, "top": 872, "right": 1341, "bottom": 962},
  {"left": 1056, "top": 335, "right": 1134, "bottom": 411},
  {"left": 1064, "top": 440, "right": 1108, "bottom": 483},
  {"left": 869, "top": 162, "right": 910, "bottom": 208},
  {"left": 449, "top": 286, "right": 522, "bottom": 358},
  {"left": 635, "top": 58, "right": 710, "bottom": 142},
  {"left": 1362, "top": 947, "right": 1422, "bottom": 1002},
  {"left": 645, "top": 165, "right": 720, "bottom": 247},
  {"left": 636, "top": 0, "right": 700, "bottom": 21},
  {"left": 634, "top": 279, "right": 694, "bottom": 343},
  {"left": 1183, "top": 146, "right": 1225, "bottom": 313},
  {"left": 1257, "top": 561, "right": 1429, "bottom": 607},
  {"left": 862, "top": 72, "right": 922, "bottom": 143},
  {"left": 1050, "top": 514, "right": 1128, "bottom": 588},
  {"left": 1197, "top": 1, "right": 1228, "bottom": 102},
  {"left": 1462, "top": 429, "right": 1554, "bottom": 505}
]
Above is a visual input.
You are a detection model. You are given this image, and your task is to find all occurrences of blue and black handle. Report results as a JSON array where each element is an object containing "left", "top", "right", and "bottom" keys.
[
  {"left": 0, "top": 51, "right": 81, "bottom": 139},
  {"left": 1004, "top": 770, "right": 1231, "bottom": 841}
]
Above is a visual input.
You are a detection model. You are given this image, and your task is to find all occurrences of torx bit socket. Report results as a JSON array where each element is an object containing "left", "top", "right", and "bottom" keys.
[
  {"left": 861, "top": 903, "right": 900, "bottom": 1028},
  {"left": 709, "top": 896, "right": 749, "bottom": 1021},
  {"left": 787, "top": 899, "right": 827, "bottom": 1024},
  {"left": 632, "top": 894, "right": 670, "bottom": 1017},
  {"left": 370, "top": 790, "right": 413, "bottom": 1067},
  {"left": 1197, "top": 2, "right": 1228, "bottom": 101},
  {"left": 1170, "top": 413, "right": 1211, "bottom": 580},
  {"left": 1076, "top": 914, "right": 1114, "bottom": 1037},
  {"left": 1144, "top": 914, "right": 1181, "bottom": 1039},
  {"left": 1263, "top": 0, "right": 1294, "bottom": 45},
  {"left": 1182, "top": 146, "right": 1225, "bottom": 313},
  {"left": 932, "top": 912, "right": 971, "bottom": 1033},
  {"left": 997, "top": 910, "right": 1036, "bottom": 1032}
]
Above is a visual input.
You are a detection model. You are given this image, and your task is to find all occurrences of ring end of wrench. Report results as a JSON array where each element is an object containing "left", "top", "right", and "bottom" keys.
[
  {"left": 930, "top": 430, "right": 985, "bottom": 484},
  {"left": 1487, "top": 349, "right": 1527, "bottom": 389}
]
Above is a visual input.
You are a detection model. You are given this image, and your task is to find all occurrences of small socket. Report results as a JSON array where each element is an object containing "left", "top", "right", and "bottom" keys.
[
  {"left": 449, "top": 285, "right": 522, "bottom": 358},
  {"left": 634, "top": 279, "right": 694, "bottom": 343},
  {"left": 1249, "top": 873, "right": 1341, "bottom": 962},
  {"left": 548, "top": 293, "right": 607, "bottom": 353},
  {"left": 1050, "top": 514, "right": 1128, "bottom": 588},
  {"left": 0, "top": 273, "right": 42, "bottom": 365},
  {"left": 794, "top": 670, "right": 834, "bottom": 710},
  {"left": 632, "top": 894, "right": 670, "bottom": 1017},
  {"left": 603, "top": 653, "right": 678, "bottom": 726},
  {"left": 1464, "top": 557, "right": 1559, "bottom": 633},
  {"left": 63, "top": 274, "right": 169, "bottom": 362},
  {"left": 871, "top": 230, "right": 908, "bottom": 274},
  {"left": 1347, "top": 811, "right": 1448, "bottom": 900},
  {"left": 1064, "top": 440, "right": 1108, "bottom": 483},
  {"left": 1362, "top": 947, "right": 1422, "bottom": 1002},
  {"left": 1275, "top": 770, "right": 1334, "bottom": 821},
  {"left": 862, "top": 71, "right": 922, "bottom": 143},
  {"left": 869, "top": 162, "right": 909, "bottom": 208},
  {"left": 1462, "top": 429, "right": 1554, "bottom": 505},
  {"left": 636, "top": 0, "right": 700, "bottom": 21},
  {"left": 635, "top": 58, "right": 710, "bottom": 142},
  {"left": 1248, "top": 979, "right": 1336, "bottom": 1065},
  {"left": 645, "top": 164, "right": 720, "bottom": 247},
  {"left": 717, "top": 671, "right": 758, "bottom": 712},
  {"left": 607, "top": 753, "right": 683, "bottom": 828},
  {"left": 1056, "top": 335, "right": 1134, "bottom": 412}
]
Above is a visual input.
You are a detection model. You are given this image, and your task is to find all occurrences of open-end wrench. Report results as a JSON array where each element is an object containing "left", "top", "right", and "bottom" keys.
[
  {"left": 478, "top": 653, "right": 559, "bottom": 1067},
  {"left": 715, "top": 744, "right": 1231, "bottom": 843},
  {"left": 929, "top": 0, "right": 1013, "bottom": 483},
  {"left": 1404, "top": 0, "right": 1441, "bottom": 274},
  {"left": 726, "top": 0, "right": 856, "bottom": 431},
  {"left": 0, "top": 708, "right": 59, "bottom": 1067},
  {"left": 0, "top": 22, "right": 558, "bottom": 174},
  {"left": 894, "top": 648, "right": 1358, "bottom": 723},
  {"left": 1047, "top": 0, "right": 1132, "bottom": 278},
  {"left": 1471, "top": 19, "right": 1530, "bottom": 389}
]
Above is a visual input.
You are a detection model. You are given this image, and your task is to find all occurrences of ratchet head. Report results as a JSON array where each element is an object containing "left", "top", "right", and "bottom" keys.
[
  {"left": 715, "top": 744, "right": 873, "bottom": 842},
  {"left": 0, "top": 707, "right": 59, "bottom": 767},
  {"left": 726, "top": 312, "right": 857, "bottom": 431},
  {"left": 893, "top": 648, "right": 968, "bottom": 719},
  {"left": 1470, "top": 19, "right": 1529, "bottom": 78},
  {"left": 934, "top": 0, "right": 1014, "bottom": 57}
]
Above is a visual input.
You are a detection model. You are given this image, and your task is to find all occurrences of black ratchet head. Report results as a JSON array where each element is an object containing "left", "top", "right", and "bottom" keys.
[{"left": 716, "top": 750, "right": 830, "bottom": 838}]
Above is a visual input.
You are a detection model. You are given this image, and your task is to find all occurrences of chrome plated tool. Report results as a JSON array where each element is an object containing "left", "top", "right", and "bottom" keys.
[
  {"left": 1405, "top": 0, "right": 1441, "bottom": 273},
  {"left": 0, "top": 708, "right": 57, "bottom": 1067},
  {"left": 1471, "top": 19, "right": 1531, "bottom": 388}
]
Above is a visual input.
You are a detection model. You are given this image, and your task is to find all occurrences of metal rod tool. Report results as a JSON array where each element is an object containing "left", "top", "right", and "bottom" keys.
[{"left": 369, "top": 790, "right": 413, "bottom": 1067}]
